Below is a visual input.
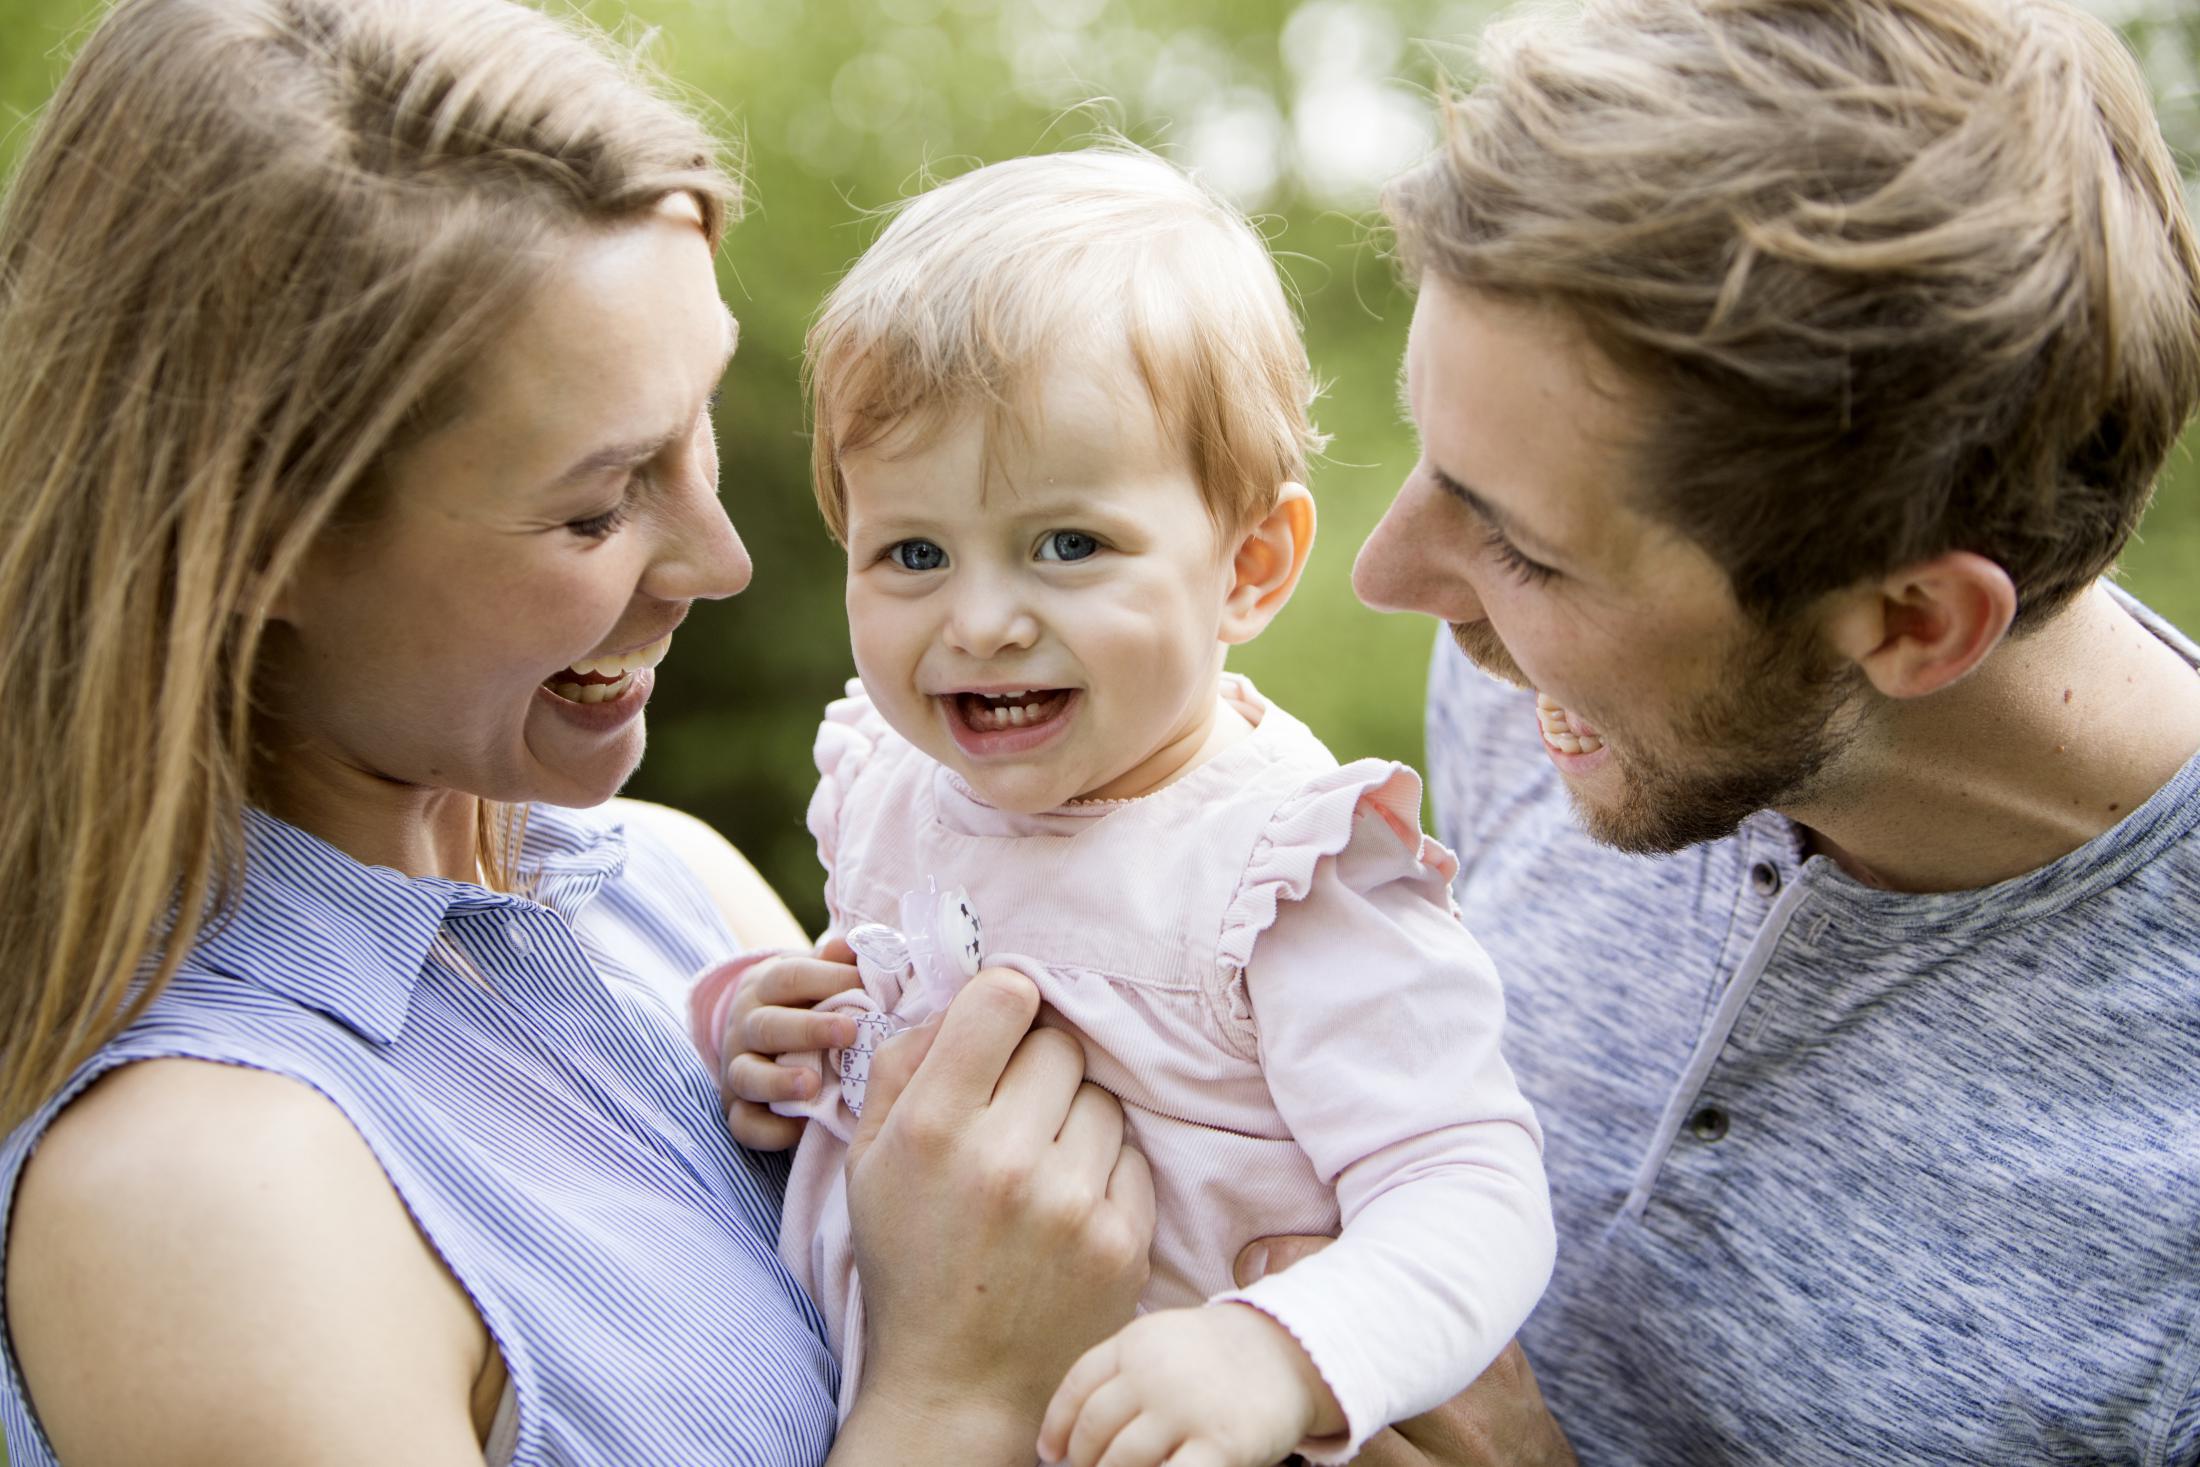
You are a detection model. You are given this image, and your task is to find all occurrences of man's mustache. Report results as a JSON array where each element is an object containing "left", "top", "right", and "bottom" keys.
[{"left": 1450, "top": 620, "right": 1532, "bottom": 691}]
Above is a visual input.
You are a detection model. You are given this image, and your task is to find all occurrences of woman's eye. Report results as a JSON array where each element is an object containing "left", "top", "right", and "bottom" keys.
[
  {"left": 567, "top": 500, "right": 630, "bottom": 540},
  {"left": 889, "top": 539, "right": 947, "bottom": 572},
  {"left": 1037, "top": 530, "right": 1099, "bottom": 563}
]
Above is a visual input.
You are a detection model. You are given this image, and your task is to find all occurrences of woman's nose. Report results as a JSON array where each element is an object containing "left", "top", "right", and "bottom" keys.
[{"left": 643, "top": 433, "right": 752, "bottom": 603}]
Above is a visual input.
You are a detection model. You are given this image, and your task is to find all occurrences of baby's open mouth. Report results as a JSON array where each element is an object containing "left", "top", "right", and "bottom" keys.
[
  {"left": 543, "top": 633, "right": 672, "bottom": 705},
  {"left": 951, "top": 688, "right": 1073, "bottom": 733}
]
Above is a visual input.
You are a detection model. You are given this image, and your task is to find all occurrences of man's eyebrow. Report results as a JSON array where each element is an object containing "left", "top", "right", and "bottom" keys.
[
  {"left": 1430, "top": 464, "right": 1566, "bottom": 562},
  {"left": 546, "top": 309, "right": 739, "bottom": 491}
]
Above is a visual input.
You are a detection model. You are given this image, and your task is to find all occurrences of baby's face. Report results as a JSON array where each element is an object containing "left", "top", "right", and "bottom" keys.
[{"left": 839, "top": 343, "right": 1238, "bottom": 814}]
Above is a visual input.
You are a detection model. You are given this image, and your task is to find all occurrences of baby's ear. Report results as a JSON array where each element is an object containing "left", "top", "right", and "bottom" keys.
[{"left": 1220, "top": 482, "right": 1315, "bottom": 646}]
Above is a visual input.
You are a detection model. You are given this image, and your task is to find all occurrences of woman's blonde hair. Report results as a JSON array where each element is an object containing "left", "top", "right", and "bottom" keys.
[
  {"left": 807, "top": 147, "right": 1326, "bottom": 540},
  {"left": 0, "top": 0, "right": 736, "bottom": 1129},
  {"left": 1387, "top": 0, "right": 2200, "bottom": 629}
]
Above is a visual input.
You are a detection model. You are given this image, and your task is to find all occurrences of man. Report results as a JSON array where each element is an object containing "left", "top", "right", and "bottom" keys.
[{"left": 1351, "top": 0, "right": 2200, "bottom": 1462}]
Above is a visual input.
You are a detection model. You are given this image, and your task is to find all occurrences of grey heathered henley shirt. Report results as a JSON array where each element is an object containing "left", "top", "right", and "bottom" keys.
[{"left": 1426, "top": 589, "right": 2200, "bottom": 1466}]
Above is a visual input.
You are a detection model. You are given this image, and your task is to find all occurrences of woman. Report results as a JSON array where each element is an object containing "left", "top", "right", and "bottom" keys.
[{"left": 0, "top": 1, "right": 1151, "bottom": 1460}]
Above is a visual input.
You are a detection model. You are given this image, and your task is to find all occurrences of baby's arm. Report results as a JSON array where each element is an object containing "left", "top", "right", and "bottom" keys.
[{"left": 1044, "top": 788, "right": 1554, "bottom": 1467}]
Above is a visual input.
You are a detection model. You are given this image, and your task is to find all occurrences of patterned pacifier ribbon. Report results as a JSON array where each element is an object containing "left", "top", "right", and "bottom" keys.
[{"left": 833, "top": 880, "right": 982, "bottom": 1117}]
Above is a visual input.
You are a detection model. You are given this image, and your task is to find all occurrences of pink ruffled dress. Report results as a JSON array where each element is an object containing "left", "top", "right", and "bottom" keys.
[{"left": 701, "top": 675, "right": 1553, "bottom": 1462}]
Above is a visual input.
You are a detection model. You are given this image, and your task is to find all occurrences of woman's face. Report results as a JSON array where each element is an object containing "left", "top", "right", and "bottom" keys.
[{"left": 261, "top": 195, "right": 748, "bottom": 814}]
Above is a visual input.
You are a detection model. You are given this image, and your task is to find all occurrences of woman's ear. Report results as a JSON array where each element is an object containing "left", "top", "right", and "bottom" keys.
[
  {"left": 1820, "top": 550, "right": 2018, "bottom": 699},
  {"left": 1220, "top": 483, "right": 1315, "bottom": 646}
]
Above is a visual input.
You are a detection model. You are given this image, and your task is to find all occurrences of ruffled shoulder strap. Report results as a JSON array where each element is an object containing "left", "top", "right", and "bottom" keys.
[
  {"left": 1216, "top": 758, "right": 1461, "bottom": 974},
  {"left": 806, "top": 680, "right": 897, "bottom": 918}
]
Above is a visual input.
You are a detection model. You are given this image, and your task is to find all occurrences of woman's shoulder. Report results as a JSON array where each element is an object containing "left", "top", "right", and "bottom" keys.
[
  {"left": 609, "top": 798, "right": 805, "bottom": 950},
  {"left": 7, "top": 1058, "right": 488, "bottom": 1462}
]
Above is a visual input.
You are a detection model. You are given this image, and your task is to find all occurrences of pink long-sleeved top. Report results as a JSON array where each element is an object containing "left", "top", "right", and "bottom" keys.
[{"left": 745, "top": 675, "right": 1553, "bottom": 1462}]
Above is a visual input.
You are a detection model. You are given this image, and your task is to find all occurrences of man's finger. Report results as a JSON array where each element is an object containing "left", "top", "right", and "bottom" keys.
[{"left": 1232, "top": 1232, "right": 1333, "bottom": 1289}]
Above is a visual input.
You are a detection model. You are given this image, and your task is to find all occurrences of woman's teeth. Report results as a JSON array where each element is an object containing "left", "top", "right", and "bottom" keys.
[
  {"left": 959, "top": 689, "right": 1068, "bottom": 731},
  {"left": 544, "top": 634, "right": 673, "bottom": 705},
  {"left": 1536, "top": 692, "right": 1606, "bottom": 756}
]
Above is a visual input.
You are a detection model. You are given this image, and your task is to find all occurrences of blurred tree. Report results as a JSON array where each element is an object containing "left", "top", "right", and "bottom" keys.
[{"left": 1, "top": 0, "right": 2194, "bottom": 937}]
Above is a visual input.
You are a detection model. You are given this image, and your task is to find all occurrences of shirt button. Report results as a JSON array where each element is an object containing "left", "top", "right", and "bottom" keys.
[
  {"left": 1748, "top": 861, "right": 1782, "bottom": 897},
  {"left": 1689, "top": 1105, "right": 1731, "bottom": 1142},
  {"left": 505, "top": 917, "right": 532, "bottom": 953}
]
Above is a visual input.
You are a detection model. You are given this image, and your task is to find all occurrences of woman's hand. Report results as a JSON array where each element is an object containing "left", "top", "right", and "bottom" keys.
[
  {"left": 1231, "top": 1236, "right": 1579, "bottom": 1467},
  {"left": 831, "top": 968, "right": 1155, "bottom": 1465}
]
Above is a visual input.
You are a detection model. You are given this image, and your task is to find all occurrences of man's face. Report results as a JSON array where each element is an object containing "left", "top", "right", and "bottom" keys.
[{"left": 1354, "top": 274, "right": 1866, "bottom": 852}]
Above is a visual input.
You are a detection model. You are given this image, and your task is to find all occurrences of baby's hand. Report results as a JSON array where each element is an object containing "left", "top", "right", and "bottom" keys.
[
  {"left": 1037, "top": 1303, "right": 1345, "bottom": 1467},
  {"left": 712, "top": 940, "right": 860, "bottom": 1150}
]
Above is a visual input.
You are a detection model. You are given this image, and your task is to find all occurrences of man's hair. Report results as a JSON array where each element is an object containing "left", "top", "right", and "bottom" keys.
[
  {"left": 1386, "top": 0, "right": 2200, "bottom": 629},
  {"left": 808, "top": 147, "right": 1325, "bottom": 540}
]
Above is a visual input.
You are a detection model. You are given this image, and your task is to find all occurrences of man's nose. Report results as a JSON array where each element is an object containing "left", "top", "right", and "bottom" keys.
[{"left": 1352, "top": 479, "right": 1482, "bottom": 623}]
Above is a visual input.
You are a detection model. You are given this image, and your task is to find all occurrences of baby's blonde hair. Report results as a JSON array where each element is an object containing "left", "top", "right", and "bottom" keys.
[{"left": 808, "top": 147, "right": 1325, "bottom": 539}]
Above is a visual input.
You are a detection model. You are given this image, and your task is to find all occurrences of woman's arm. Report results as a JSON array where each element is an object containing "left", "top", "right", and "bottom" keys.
[
  {"left": 8, "top": 1060, "right": 497, "bottom": 1465},
  {"left": 826, "top": 970, "right": 1157, "bottom": 1467}
]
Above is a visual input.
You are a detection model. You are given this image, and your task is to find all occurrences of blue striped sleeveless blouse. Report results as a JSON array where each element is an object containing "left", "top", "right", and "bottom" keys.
[{"left": 0, "top": 804, "right": 839, "bottom": 1464}]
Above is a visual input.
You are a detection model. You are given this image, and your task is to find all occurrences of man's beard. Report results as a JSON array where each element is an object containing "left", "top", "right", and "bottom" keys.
[{"left": 1450, "top": 618, "right": 1865, "bottom": 854}]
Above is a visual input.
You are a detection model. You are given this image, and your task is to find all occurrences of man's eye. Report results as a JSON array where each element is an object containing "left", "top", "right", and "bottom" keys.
[
  {"left": 1036, "top": 530, "right": 1099, "bottom": 563},
  {"left": 888, "top": 539, "right": 947, "bottom": 571},
  {"left": 1480, "top": 523, "right": 1558, "bottom": 585}
]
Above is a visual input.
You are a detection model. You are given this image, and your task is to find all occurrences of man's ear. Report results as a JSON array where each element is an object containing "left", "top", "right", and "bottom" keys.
[
  {"left": 1820, "top": 551, "right": 2018, "bottom": 699},
  {"left": 1220, "top": 483, "right": 1315, "bottom": 646}
]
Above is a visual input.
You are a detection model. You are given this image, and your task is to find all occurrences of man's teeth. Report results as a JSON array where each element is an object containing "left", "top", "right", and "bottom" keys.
[{"left": 1535, "top": 693, "right": 1606, "bottom": 756}]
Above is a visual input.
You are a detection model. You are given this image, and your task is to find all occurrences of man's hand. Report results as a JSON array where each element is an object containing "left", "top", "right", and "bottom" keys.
[{"left": 1232, "top": 1235, "right": 1578, "bottom": 1467}]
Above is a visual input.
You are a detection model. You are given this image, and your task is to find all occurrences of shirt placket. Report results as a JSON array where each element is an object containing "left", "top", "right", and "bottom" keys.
[{"left": 1622, "top": 827, "right": 1809, "bottom": 1219}]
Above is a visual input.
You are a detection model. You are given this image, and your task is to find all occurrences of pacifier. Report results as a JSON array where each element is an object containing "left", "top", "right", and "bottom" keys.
[{"left": 833, "top": 880, "right": 983, "bottom": 1117}]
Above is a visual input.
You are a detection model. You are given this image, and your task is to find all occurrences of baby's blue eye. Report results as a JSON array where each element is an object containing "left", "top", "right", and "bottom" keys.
[
  {"left": 889, "top": 539, "right": 947, "bottom": 572},
  {"left": 1037, "top": 530, "right": 1099, "bottom": 563}
]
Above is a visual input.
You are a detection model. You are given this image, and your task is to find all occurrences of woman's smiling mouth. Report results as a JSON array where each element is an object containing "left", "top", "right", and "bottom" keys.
[{"left": 543, "top": 632, "right": 674, "bottom": 705}]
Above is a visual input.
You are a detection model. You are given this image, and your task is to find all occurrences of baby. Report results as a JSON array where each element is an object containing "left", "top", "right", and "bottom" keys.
[{"left": 693, "top": 148, "right": 1554, "bottom": 1467}]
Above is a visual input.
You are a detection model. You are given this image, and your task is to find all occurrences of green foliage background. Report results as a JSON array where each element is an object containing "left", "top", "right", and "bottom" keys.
[{"left": 2, "top": 0, "right": 2195, "bottom": 941}]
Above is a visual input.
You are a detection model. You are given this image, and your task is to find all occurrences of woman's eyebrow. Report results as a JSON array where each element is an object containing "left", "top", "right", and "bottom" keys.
[{"left": 545, "top": 309, "right": 739, "bottom": 491}]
